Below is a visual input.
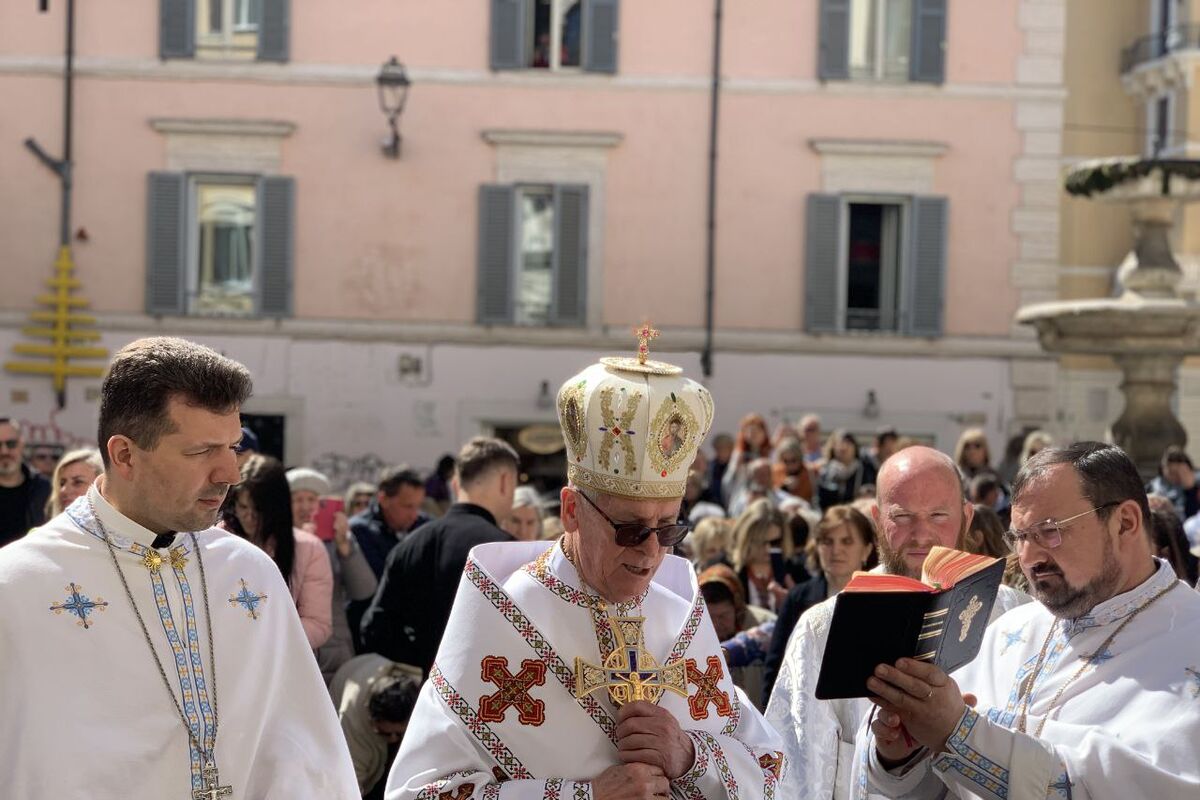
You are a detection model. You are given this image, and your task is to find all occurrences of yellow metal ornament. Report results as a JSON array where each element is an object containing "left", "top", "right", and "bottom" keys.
[
  {"left": 575, "top": 616, "right": 688, "bottom": 706},
  {"left": 5, "top": 245, "right": 107, "bottom": 406}
]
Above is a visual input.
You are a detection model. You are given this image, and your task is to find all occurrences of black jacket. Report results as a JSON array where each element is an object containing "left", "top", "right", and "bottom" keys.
[
  {"left": 350, "top": 499, "right": 431, "bottom": 579},
  {"left": 359, "top": 503, "right": 513, "bottom": 674},
  {"left": 0, "top": 463, "right": 51, "bottom": 547},
  {"left": 762, "top": 574, "right": 829, "bottom": 707}
]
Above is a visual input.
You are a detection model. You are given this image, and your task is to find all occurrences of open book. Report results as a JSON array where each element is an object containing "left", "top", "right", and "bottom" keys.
[{"left": 814, "top": 546, "right": 1004, "bottom": 699}]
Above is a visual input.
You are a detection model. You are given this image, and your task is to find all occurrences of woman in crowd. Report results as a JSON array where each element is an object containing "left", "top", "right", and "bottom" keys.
[
  {"left": 762, "top": 504, "right": 877, "bottom": 702},
  {"left": 955, "top": 428, "right": 996, "bottom": 479},
  {"left": 689, "top": 516, "right": 733, "bottom": 570},
  {"left": 720, "top": 413, "right": 773, "bottom": 507},
  {"left": 815, "top": 430, "right": 875, "bottom": 509},
  {"left": 967, "top": 503, "right": 1030, "bottom": 595},
  {"left": 46, "top": 448, "right": 103, "bottom": 517},
  {"left": 502, "top": 485, "right": 543, "bottom": 541},
  {"left": 231, "top": 456, "right": 333, "bottom": 650},
  {"left": 728, "top": 499, "right": 791, "bottom": 613},
  {"left": 285, "top": 467, "right": 377, "bottom": 683},
  {"left": 699, "top": 564, "right": 776, "bottom": 710},
  {"left": 344, "top": 481, "right": 376, "bottom": 519}
]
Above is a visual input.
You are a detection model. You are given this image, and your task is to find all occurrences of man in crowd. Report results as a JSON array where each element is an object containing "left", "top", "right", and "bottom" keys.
[
  {"left": 387, "top": 342, "right": 784, "bottom": 799},
  {"left": 766, "top": 446, "right": 1026, "bottom": 800},
  {"left": 862, "top": 442, "right": 1200, "bottom": 798},
  {"left": 1146, "top": 444, "right": 1200, "bottom": 521},
  {"left": 705, "top": 432, "right": 734, "bottom": 506},
  {"left": 330, "top": 653, "right": 422, "bottom": 799},
  {"left": 0, "top": 417, "right": 50, "bottom": 546},
  {"left": 0, "top": 337, "right": 358, "bottom": 798},
  {"left": 360, "top": 438, "right": 518, "bottom": 674}
]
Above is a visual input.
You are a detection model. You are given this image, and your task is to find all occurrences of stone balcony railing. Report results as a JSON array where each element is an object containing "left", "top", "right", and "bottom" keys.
[{"left": 1122, "top": 25, "right": 1200, "bottom": 73}]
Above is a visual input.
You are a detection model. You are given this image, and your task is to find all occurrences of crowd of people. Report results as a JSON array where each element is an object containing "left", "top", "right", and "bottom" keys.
[{"left": 4, "top": 355, "right": 1200, "bottom": 798}]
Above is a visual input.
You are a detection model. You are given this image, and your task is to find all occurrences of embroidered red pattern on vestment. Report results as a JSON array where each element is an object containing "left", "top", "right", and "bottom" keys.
[
  {"left": 478, "top": 655, "right": 547, "bottom": 726},
  {"left": 686, "top": 655, "right": 734, "bottom": 720},
  {"left": 429, "top": 665, "right": 532, "bottom": 779}
]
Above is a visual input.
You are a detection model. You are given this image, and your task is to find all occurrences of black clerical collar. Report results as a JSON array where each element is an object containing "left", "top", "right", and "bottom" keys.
[{"left": 151, "top": 532, "right": 177, "bottom": 549}]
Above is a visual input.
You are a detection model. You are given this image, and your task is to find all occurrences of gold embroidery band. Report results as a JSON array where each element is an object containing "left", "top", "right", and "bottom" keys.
[{"left": 568, "top": 465, "right": 685, "bottom": 500}]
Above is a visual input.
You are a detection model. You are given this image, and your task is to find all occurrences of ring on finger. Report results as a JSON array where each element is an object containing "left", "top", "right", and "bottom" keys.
[{"left": 925, "top": 687, "right": 934, "bottom": 700}]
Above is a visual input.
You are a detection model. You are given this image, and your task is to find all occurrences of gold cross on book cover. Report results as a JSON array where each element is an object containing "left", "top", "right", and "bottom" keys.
[{"left": 575, "top": 617, "right": 687, "bottom": 706}]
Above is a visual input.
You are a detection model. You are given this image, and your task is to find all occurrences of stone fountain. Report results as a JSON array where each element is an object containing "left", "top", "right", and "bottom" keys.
[{"left": 1018, "top": 158, "right": 1200, "bottom": 477}]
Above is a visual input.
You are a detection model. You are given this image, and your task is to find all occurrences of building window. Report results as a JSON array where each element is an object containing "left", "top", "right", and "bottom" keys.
[
  {"left": 848, "top": 0, "right": 912, "bottom": 82},
  {"left": 1147, "top": 93, "right": 1173, "bottom": 156},
  {"left": 161, "top": 0, "right": 288, "bottom": 62},
  {"left": 490, "top": 0, "right": 618, "bottom": 73},
  {"left": 191, "top": 180, "right": 257, "bottom": 315},
  {"left": 845, "top": 201, "right": 904, "bottom": 331},
  {"left": 477, "top": 183, "right": 589, "bottom": 327}
]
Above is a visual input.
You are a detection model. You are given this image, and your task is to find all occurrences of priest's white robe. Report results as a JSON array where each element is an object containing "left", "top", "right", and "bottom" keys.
[
  {"left": 386, "top": 540, "right": 786, "bottom": 799},
  {"left": 862, "top": 559, "right": 1200, "bottom": 799},
  {"left": 0, "top": 486, "right": 359, "bottom": 799},
  {"left": 766, "top": 575, "right": 1028, "bottom": 800}
]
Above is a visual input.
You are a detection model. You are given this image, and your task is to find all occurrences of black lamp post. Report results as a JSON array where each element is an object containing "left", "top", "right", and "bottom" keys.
[{"left": 376, "top": 56, "right": 411, "bottom": 159}]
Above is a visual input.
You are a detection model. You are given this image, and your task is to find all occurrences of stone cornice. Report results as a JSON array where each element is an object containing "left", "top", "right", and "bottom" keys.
[
  {"left": 809, "top": 139, "right": 949, "bottom": 158},
  {"left": 482, "top": 130, "right": 623, "bottom": 148},
  {"left": 150, "top": 118, "right": 296, "bottom": 137}
]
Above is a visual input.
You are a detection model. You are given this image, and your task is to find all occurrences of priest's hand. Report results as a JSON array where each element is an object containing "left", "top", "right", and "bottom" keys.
[
  {"left": 590, "top": 763, "right": 670, "bottom": 800},
  {"left": 616, "top": 701, "right": 695, "bottom": 780},
  {"left": 867, "top": 658, "right": 977, "bottom": 755}
]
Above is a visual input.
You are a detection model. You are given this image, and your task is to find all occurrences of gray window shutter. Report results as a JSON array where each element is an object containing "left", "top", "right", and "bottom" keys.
[
  {"left": 490, "top": 0, "right": 526, "bottom": 70},
  {"left": 817, "top": 0, "right": 850, "bottom": 80},
  {"left": 910, "top": 0, "right": 946, "bottom": 84},
  {"left": 584, "top": 0, "right": 620, "bottom": 74},
  {"left": 904, "top": 196, "right": 948, "bottom": 337},
  {"left": 551, "top": 185, "right": 589, "bottom": 326},
  {"left": 257, "top": 176, "right": 295, "bottom": 317},
  {"left": 160, "top": 0, "right": 195, "bottom": 59},
  {"left": 804, "top": 194, "right": 841, "bottom": 334},
  {"left": 478, "top": 185, "right": 516, "bottom": 325},
  {"left": 146, "top": 172, "right": 187, "bottom": 315},
  {"left": 258, "top": 0, "right": 290, "bottom": 62}
]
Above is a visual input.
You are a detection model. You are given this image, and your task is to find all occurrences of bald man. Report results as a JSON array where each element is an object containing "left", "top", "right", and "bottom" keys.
[{"left": 765, "top": 447, "right": 1029, "bottom": 800}]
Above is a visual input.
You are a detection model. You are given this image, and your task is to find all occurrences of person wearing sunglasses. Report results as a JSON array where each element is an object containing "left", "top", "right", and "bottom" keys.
[
  {"left": 389, "top": 342, "right": 786, "bottom": 800},
  {"left": 0, "top": 417, "right": 51, "bottom": 546},
  {"left": 863, "top": 442, "right": 1200, "bottom": 800}
]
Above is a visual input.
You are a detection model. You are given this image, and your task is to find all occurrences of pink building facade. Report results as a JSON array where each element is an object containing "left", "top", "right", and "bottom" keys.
[{"left": 0, "top": 0, "right": 1066, "bottom": 482}]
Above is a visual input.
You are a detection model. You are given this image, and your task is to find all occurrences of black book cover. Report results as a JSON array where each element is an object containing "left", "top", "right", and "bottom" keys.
[{"left": 814, "top": 558, "right": 1005, "bottom": 699}]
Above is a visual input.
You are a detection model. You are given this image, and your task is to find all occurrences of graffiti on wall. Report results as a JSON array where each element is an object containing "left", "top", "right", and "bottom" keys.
[
  {"left": 18, "top": 410, "right": 95, "bottom": 450},
  {"left": 310, "top": 452, "right": 390, "bottom": 493}
]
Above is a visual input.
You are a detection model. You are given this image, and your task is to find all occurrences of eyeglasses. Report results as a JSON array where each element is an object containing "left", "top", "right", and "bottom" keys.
[
  {"left": 0, "top": 439, "right": 20, "bottom": 451},
  {"left": 575, "top": 489, "right": 690, "bottom": 548},
  {"left": 1003, "top": 502, "right": 1119, "bottom": 550}
]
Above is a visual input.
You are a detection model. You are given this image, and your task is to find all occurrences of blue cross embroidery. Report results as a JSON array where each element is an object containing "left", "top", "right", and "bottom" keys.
[
  {"left": 1186, "top": 667, "right": 1200, "bottom": 698},
  {"left": 49, "top": 582, "right": 108, "bottom": 629},
  {"left": 1083, "top": 648, "right": 1114, "bottom": 666},
  {"left": 1000, "top": 628, "right": 1024, "bottom": 655},
  {"left": 228, "top": 579, "right": 268, "bottom": 620},
  {"left": 1049, "top": 771, "right": 1074, "bottom": 798}
]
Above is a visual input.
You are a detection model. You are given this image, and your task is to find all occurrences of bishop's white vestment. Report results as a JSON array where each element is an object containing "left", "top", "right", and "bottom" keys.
[
  {"left": 0, "top": 486, "right": 360, "bottom": 799},
  {"left": 386, "top": 540, "right": 786, "bottom": 799},
  {"left": 765, "top": 576, "right": 1028, "bottom": 800},
  {"left": 862, "top": 559, "right": 1200, "bottom": 799}
]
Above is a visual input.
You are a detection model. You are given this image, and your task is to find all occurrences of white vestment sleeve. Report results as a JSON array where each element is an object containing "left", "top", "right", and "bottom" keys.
[
  {"left": 765, "top": 609, "right": 841, "bottom": 800},
  {"left": 385, "top": 681, "right": 594, "bottom": 800},
  {"left": 673, "top": 686, "right": 786, "bottom": 800}
]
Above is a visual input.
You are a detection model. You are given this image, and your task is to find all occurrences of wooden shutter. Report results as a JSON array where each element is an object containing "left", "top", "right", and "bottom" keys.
[
  {"left": 160, "top": 0, "right": 195, "bottom": 59},
  {"left": 817, "top": 0, "right": 850, "bottom": 80},
  {"left": 904, "top": 196, "right": 948, "bottom": 337},
  {"left": 584, "top": 0, "right": 620, "bottom": 74},
  {"left": 804, "top": 194, "right": 842, "bottom": 333},
  {"left": 257, "top": 0, "right": 290, "bottom": 62},
  {"left": 145, "top": 172, "right": 187, "bottom": 315},
  {"left": 478, "top": 185, "right": 516, "bottom": 324},
  {"left": 551, "top": 185, "right": 589, "bottom": 326},
  {"left": 910, "top": 0, "right": 947, "bottom": 84},
  {"left": 490, "top": 0, "right": 526, "bottom": 70},
  {"left": 257, "top": 176, "right": 295, "bottom": 317}
]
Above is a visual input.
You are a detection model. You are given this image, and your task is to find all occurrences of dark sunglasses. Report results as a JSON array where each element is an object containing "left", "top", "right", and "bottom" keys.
[
  {"left": 0, "top": 439, "right": 20, "bottom": 451},
  {"left": 575, "top": 490, "right": 690, "bottom": 548}
]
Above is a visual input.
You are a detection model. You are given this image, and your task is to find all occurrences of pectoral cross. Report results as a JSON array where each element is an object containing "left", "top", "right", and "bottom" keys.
[
  {"left": 575, "top": 617, "right": 687, "bottom": 706},
  {"left": 633, "top": 322, "right": 660, "bottom": 365},
  {"left": 193, "top": 763, "right": 232, "bottom": 800}
]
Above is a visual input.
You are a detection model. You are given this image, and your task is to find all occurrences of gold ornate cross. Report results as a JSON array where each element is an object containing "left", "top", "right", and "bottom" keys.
[
  {"left": 193, "top": 763, "right": 232, "bottom": 800},
  {"left": 634, "top": 322, "right": 660, "bottom": 365},
  {"left": 958, "top": 595, "right": 984, "bottom": 643},
  {"left": 575, "top": 617, "right": 687, "bottom": 706}
]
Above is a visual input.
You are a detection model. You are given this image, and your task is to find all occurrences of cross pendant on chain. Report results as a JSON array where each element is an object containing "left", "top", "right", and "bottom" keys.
[{"left": 194, "top": 763, "right": 232, "bottom": 800}]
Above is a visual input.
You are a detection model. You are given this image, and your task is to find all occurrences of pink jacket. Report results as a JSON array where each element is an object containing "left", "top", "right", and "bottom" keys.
[{"left": 290, "top": 528, "right": 334, "bottom": 649}]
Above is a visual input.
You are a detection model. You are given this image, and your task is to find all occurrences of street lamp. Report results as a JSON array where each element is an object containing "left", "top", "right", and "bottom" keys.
[{"left": 376, "top": 56, "right": 411, "bottom": 159}]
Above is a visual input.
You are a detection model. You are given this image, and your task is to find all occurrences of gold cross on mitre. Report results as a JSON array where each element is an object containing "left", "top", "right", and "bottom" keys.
[
  {"left": 575, "top": 617, "right": 687, "bottom": 706},
  {"left": 634, "top": 321, "right": 660, "bottom": 366}
]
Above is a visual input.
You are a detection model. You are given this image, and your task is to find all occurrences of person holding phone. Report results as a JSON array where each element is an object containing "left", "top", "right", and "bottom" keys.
[{"left": 287, "top": 467, "right": 378, "bottom": 683}]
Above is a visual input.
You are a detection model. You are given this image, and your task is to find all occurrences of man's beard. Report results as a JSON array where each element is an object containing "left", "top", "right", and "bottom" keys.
[
  {"left": 879, "top": 518, "right": 968, "bottom": 579},
  {"left": 0, "top": 456, "right": 19, "bottom": 478},
  {"left": 1026, "top": 535, "right": 1122, "bottom": 619}
]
